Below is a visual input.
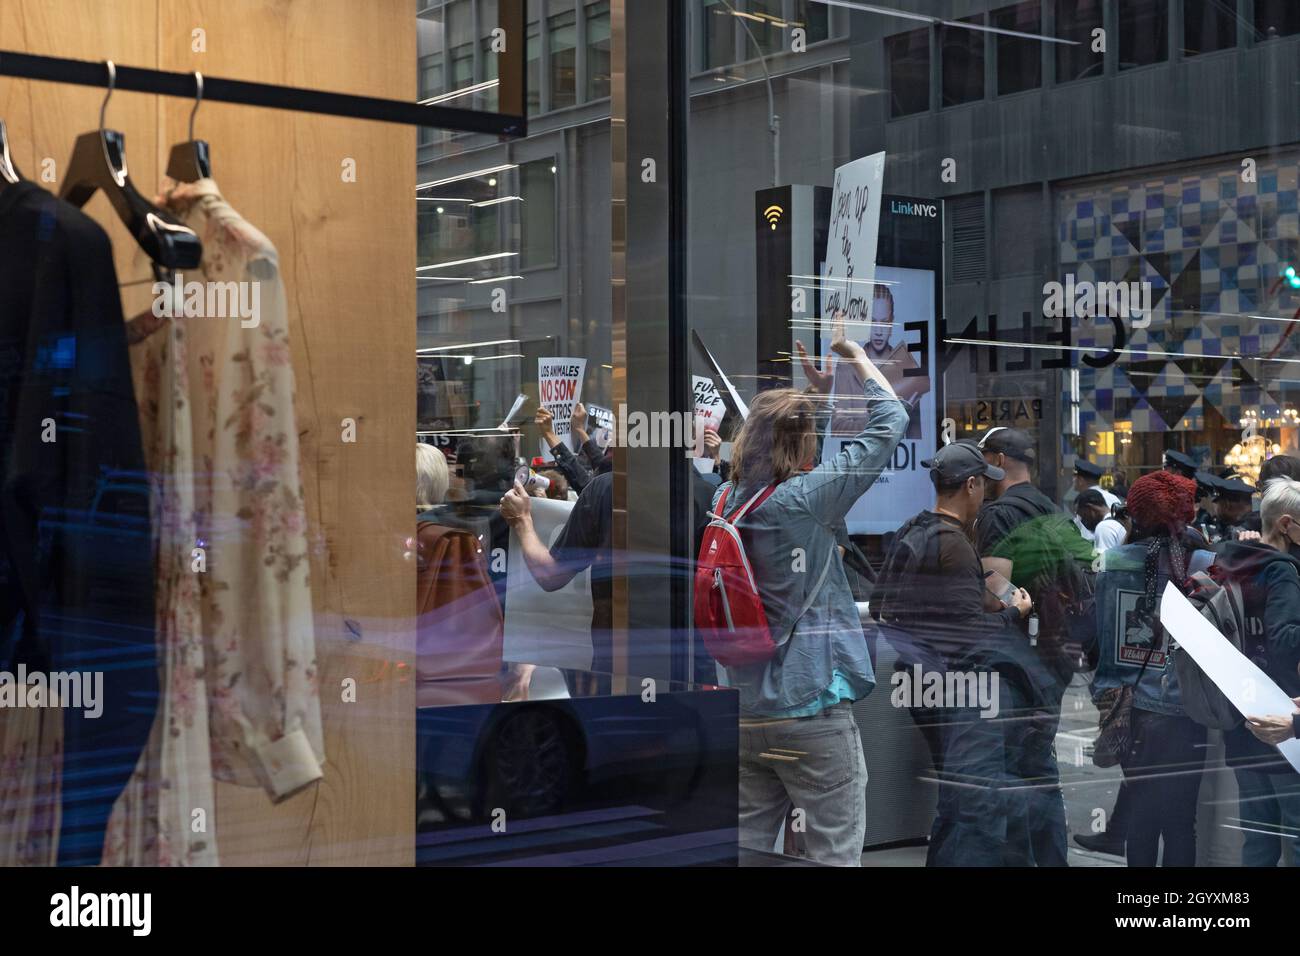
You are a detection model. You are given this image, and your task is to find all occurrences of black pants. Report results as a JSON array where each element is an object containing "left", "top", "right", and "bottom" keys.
[{"left": 1121, "top": 710, "right": 1206, "bottom": 867}]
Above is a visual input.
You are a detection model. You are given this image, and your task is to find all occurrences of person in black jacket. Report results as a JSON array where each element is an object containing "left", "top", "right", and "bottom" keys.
[
  {"left": 1213, "top": 475, "right": 1300, "bottom": 866},
  {"left": 974, "top": 426, "right": 1072, "bottom": 866},
  {"left": 873, "top": 442, "right": 1036, "bottom": 866},
  {"left": 0, "top": 179, "right": 157, "bottom": 866}
]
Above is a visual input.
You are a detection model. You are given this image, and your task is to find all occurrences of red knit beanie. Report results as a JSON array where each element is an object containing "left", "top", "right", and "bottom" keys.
[{"left": 1126, "top": 470, "right": 1196, "bottom": 533}]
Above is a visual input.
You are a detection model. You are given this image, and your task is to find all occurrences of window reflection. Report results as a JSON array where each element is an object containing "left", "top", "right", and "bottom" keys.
[
  {"left": 1056, "top": 0, "right": 1105, "bottom": 82},
  {"left": 1118, "top": 0, "right": 1169, "bottom": 70},
  {"left": 888, "top": 27, "right": 931, "bottom": 118},
  {"left": 942, "top": 16, "right": 986, "bottom": 107},
  {"left": 993, "top": 1, "right": 1041, "bottom": 95}
]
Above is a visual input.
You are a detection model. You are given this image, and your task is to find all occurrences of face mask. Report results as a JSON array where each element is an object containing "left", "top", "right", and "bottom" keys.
[{"left": 1285, "top": 527, "right": 1300, "bottom": 561}]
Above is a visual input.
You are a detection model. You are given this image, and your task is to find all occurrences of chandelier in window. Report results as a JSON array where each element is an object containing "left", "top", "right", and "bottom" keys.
[{"left": 1225, "top": 435, "right": 1280, "bottom": 485}]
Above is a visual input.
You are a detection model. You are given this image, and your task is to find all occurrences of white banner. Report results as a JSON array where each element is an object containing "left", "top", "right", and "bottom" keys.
[
  {"left": 1160, "top": 582, "right": 1300, "bottom": 773},
  {"left": 502, "top": 498, "right": 594, "bottom": 671},
  {"left": 537, "top": 357, "right": 587, "bottom": 460},
  {"left": 820, "top": 151, "right": 886, "bottom": 336}
]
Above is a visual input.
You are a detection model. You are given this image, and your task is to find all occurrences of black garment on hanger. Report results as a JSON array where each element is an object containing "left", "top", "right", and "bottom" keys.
[{"left": 0, "top": 180, "right": 157, "bottom": 867}]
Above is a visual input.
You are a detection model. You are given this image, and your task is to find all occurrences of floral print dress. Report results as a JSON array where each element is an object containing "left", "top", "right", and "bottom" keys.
[{"left": 103, "top": 179, "right": 323, "bottom": 866}]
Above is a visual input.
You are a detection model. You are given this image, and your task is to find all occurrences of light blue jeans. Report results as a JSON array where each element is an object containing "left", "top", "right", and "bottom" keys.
[{"left": 738, "top": 701, "right": 867, "bottom": 866}]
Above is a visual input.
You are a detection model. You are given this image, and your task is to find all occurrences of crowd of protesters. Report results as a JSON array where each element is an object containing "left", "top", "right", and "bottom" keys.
[{"left": 416, "top": 326, "right": 1300, "bottom": 868}]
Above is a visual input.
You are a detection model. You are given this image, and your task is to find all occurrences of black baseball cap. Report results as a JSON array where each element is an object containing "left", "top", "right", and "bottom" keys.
[
  {"left": 1215, "top": 474, "right": 1256, "bottom": 500},
  {"left": 923, "top": 441, "right": 1006, "bottom": 484},
  {"left": 1163, "top": 449, "right": 1198, "bottom": 478},
  {"left": 1074, "top": 459, "right": 1105, "bottom": 480},
  {"left": 978, "top": 426, "right": 1036, "bottom": 464}
]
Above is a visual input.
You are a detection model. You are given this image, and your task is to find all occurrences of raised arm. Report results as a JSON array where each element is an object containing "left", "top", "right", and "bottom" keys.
[{"left": 794, "top": 312, "right": 908, "bottom": 522}]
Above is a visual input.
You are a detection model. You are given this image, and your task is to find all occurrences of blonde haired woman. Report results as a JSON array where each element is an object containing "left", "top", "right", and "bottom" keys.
[{"left": 416, "top": 443, "right": 449, "bottom": 511}]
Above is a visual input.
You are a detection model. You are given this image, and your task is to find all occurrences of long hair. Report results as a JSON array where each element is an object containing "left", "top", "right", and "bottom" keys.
[{"left": 729, "top": 388, "right": 817, "bottom": 487}]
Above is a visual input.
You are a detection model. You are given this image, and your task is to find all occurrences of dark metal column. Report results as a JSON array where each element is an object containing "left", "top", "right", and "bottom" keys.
[{"left": 610, "top": 0, "right": 691, "bottom": 682}]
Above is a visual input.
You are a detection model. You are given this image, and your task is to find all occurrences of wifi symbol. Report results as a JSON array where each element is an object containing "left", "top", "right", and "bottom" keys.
[{"left": 763, "top": 204, "right": 784, "bottom": 231}]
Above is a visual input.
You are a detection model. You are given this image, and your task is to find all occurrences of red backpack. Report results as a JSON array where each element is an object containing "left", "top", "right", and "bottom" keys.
[{"left": 694, "top": 484, "right": 832, "bottom": 668}]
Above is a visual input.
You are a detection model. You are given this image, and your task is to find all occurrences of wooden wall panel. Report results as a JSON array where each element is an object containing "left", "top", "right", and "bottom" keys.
[
  {"left": 0, "top": 0, "right": 161, "bottom": 298},
  {"left": 1, "top": 0, "right": 416, "bottom": 866}
]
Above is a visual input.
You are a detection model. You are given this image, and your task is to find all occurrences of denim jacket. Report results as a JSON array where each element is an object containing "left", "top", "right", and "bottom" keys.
[
  {"left": 713, "top": 379, "right": 908, "bottom": 716},
  {"left": 1091, "top": 542, "right": 1213, "bottom": 716}
]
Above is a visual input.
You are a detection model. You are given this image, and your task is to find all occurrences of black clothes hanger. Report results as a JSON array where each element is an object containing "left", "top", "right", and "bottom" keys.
[
  {"left": 165, "top": 72, "right": 211, "bottom": 183},
  {"left": 0, "top": 118, "right": 24, "bottom": 191},
  {"left": 59, "top": 61, "right": 201, "bottom": 270}
]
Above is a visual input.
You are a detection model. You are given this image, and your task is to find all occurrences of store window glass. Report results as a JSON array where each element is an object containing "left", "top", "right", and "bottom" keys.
[
  {"left": 702, "top": 0, "right": 736, "bottom": 69},
  {"left": 480, "top": 36, "right": 499, "bottom": 110},
  {"left": 683, "top": 0, "right": 1300, "bottom": 873},
  {"left": 549, "top": 7, "right": 578, "bottom": 111},
  {"left": 1118, "top": 0, "right": 1169, "bottom": 69},
  {"left": 993, "top": 1, "right": 1042, "bottom": 95},
  {"left": 1056, "top": 0, "right": 1105, "bottom": 82},
  {"left": 1255, "top": 0, "right": 1300, "bottom": 41},
  {"left": 417, "top": 170, "right": 503, "bottom": 279},
  {"left": 526, "top": 20, "right": 541, "bottom": 115},
  {"left": 519, "top": 157, "right": 558, "bottom": 269},
  {"left": 887, "top": 27, "right": 930, "bottom": 118},
  {"left": 415, "top": 15, "right": 610, "bottom": 850},
  {"left": 450, "top": 44, "right": 474, "bottom": 94},
  {"left": 746, "top": 0, "right": 785, "bottom": 57},
  {"left": 417, "top": 8, "right": 446, "bottom": 148},
  {"left": 586, "top": 1, "right": 611, "bottom": 100},
  {"left": 1183, "top": 0, "right": 1238, "bottom": 57},
  {"left": 3, "top": 0, "right": 1300, "bottom": 881},
  {"left": 791, "top": 0, "right": 830, "bottom": 46},
  {"left": 941, "top": 16, "right": 985, "bottom": 107}
]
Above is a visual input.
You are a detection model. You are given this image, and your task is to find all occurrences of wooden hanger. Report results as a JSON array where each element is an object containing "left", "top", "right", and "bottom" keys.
[{"left": 59, "top": 61, "right": 201, "bottom": 270}]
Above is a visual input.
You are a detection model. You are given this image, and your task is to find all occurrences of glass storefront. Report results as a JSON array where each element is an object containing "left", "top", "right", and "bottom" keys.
[
  {"left": 414, "top": 0, "right": 1300, "bottom": 871},
  {"left": 1, "top": 0, "right": 1299, "bottom": 889}
]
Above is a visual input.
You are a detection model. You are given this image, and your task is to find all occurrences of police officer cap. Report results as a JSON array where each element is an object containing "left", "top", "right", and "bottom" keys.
[
  {"left": 1074, "top": 459, "right": 1105, "bottom": 480},
  {"left": 1214, "top": 475, "right": 1256, "bottom": 500},
  {"left": 1163, "top": 450, "right": 1198, "bottom": 478}
]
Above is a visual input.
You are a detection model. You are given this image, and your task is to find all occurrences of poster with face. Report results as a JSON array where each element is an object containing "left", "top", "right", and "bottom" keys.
[{"left": 817, "top": 265, "right": 937, "bottom": 535}]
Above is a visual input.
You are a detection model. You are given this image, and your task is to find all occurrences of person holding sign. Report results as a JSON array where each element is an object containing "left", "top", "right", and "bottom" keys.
[
  {"left": 720, "top": 311, "right": 908, "bottom": 866},
  {"left": 536, "top": 405, "right": 594, "bottom": 494},
  {"left": 1212, "top": 476, "right": 1300, "bottom": 866}
]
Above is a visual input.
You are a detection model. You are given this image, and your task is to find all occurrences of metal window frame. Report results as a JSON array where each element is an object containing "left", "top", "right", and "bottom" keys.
[{"left": 0, "top": 2, "right": 527, "bottom": 136}]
